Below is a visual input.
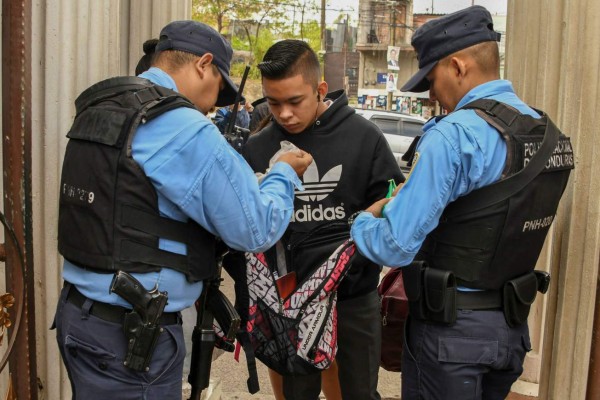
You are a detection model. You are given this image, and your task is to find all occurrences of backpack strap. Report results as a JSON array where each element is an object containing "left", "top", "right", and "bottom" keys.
[{"left": 237, "top": 331, "right": 260, "bottom": 394}]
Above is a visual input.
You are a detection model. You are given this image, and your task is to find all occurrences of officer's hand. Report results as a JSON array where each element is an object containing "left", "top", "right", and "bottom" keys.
[
  {"left": 276, "top": 150, "right": 313, "bottom": 178},
  {"left": 365, "top": 197, "right": 392, "bottom": 218}
]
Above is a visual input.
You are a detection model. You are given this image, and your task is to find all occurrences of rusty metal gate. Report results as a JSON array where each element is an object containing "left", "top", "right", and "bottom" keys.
[{"left": 1, "top": 0, "right": 37, "bottom": 399}]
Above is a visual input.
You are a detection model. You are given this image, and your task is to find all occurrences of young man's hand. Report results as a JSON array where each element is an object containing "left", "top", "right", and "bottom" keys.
[{"left": 276, "top": 150, "right": 313, "bottom": 177}]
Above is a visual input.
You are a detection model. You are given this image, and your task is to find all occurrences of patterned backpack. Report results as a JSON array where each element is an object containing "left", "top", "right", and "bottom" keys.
[{"left": 244, "top": 239, "right": 356, "bottom": 375}]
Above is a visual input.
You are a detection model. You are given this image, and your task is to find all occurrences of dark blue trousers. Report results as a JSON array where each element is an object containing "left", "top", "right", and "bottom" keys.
[
  {"left": 53, "top": 284, "right": 186, "bottom": 400},
  {"left": 402, "top": 310, "right": 531, "bottom": 400}
]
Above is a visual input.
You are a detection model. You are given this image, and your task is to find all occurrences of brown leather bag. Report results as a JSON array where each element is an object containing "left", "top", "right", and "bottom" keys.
[{"left": 377, "top": 268, "right": 408, "bottom": 372}]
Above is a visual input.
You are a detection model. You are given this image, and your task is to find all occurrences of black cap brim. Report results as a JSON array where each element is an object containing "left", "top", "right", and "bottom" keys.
[
  {"left": 400, "top": 60, "right": 438, "bottom": 93},
  {"left": 215, "top": 66, "right": 244, "bottom": 107}
]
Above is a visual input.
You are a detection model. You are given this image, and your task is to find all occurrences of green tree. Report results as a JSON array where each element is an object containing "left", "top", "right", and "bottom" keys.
[
  {"left": 192, "top": 0, "right": 326, "bottom": 78},
  {"left": 192, "top": 0, "right": 235, "bottom": 33},
  {"left": 192, "top": 0, "right": 286, "bottom": 54}
]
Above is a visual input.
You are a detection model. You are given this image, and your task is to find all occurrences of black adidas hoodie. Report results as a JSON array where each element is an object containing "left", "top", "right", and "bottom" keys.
[{"left": 243, "top": 90, "right": 404, "bottom": 300}]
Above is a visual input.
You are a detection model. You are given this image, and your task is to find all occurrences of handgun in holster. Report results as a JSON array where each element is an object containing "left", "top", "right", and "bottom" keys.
[{"left": 110, "top": 270, "right": 168, "bottom": 372}]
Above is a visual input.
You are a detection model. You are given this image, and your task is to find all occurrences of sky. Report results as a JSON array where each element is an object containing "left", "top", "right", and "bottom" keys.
[{"left": 325, "top": 0, "right": 507, "bottom": 24}]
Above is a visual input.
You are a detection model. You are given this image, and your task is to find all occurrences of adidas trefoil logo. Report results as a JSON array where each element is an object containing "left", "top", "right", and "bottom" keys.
[
  {"left": 292, "top": 161, "right": 346, "bottom": 223},
  {"left": 297, "top": 161, "right": 342, "bottom": 202}
]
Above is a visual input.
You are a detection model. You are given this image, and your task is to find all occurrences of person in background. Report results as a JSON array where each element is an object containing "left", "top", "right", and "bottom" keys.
[
  {"left": 241, "top": 39, "right": 403, "bottom": 400},
  {"left": 249, "top": 97, "right": 271, "bottom": 133},
  {"left": 135, "top": 38, "right": 158, "bottom": 76},
  {"left": 214, "top": 99, "right": 251, "bottom": 133},
  {"left": 54, "top": 20, "right": 313, "bottom": 400},
  {"left": 351, "top": 6, "right": 573, "bottom": 399}
]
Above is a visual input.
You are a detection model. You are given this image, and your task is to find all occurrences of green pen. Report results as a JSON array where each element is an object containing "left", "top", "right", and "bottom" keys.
[{"left": 382, "top": 179, "right": 397, "bottom": 218}]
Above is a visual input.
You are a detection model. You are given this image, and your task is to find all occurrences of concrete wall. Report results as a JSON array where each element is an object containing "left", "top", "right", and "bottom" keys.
[
  {"left": 506, "top": 0, "right": 600, "bottom": 398},
  {"left": 30, "top": 1, "right": 190, "bottom": 397}
]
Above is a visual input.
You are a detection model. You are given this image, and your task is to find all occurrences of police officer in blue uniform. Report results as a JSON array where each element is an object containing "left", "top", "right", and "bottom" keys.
[
  {"left": 54, "top": 20, "right": 312, "bottom": 400},
  {"left": 350, "top": 6, "right": 573, "bottom": 400}
]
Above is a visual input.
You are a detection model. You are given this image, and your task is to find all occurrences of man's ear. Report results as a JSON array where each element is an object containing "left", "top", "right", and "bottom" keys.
[
  {"left": 449, "top": 56, "right": 467, "bottom": 79},
  {"left": 196, "top": 53, "right": 214, "bottom": 77},
  {"left": 317, "top": 81, "right": 328, "bottom": 100}
]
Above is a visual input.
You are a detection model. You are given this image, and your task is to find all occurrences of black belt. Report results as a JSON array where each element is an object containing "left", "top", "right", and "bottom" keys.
[
  {"left": 456, "top": 289, "right": 502, "bottom": 310},
  {"left": 66, "top": 284, "right": 180, "bottom": 325}
]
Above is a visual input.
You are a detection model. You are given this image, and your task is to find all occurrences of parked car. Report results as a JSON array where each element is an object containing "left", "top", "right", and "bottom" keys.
[{"left": 354, "top": 108, "right": 426, "bottom": 173}]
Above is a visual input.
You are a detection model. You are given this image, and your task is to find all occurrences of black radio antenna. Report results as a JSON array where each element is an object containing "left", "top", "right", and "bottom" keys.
[{"left": 225, "top": 65, "right": 251, "bottom": 136}]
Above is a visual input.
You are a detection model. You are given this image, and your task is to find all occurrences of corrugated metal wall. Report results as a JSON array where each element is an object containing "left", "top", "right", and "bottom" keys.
[
  {"left": 29, "top": 1, "right": 190, "bottom": 398},
  {"left": 506, "top": 0, "right": 600, "bottom": 399}
]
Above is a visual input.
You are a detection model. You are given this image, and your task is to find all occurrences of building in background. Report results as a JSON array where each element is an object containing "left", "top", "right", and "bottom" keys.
[
  {"left": 356, "top": 1, "right": 506, "bottom": 118},
  {"left": 323, "top": 19, "right": 359, "bottom": 98}
]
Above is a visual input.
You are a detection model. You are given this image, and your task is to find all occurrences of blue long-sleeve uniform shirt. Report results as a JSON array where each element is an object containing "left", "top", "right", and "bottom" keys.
[
  {"left": 63, "top": 67, "right": 303, "bottom": 311},
  {"left": 351, "top": 80, "right": 539, "bottom": 268}
]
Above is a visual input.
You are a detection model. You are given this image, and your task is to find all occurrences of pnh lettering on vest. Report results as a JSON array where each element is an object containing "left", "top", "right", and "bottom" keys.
[{"left": 523, "top": 215, "right": 554, "bottom": 232}]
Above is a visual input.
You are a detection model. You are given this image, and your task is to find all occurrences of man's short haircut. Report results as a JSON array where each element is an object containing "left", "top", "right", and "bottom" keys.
[
  {"left": 258, "top": 40, "right": 320, "bottom": 88},
  {"left": 153, "top": 49, "right": 199, "bottom": 70},
  {"left": 447, "top": 41, "right": 500, "bottom": 76},
  {"left": 466, "top": 41, "right": 500, "bottom": 75}
]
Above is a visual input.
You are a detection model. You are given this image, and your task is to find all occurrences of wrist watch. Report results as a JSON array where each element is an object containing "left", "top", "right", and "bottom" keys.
[{"left": 347, "top": 211, "right": 364, "bottom": 227}]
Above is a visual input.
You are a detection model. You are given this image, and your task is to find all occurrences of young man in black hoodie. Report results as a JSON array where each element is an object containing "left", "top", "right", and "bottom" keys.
[{"left": 243, "top": 39, "right": 404, "bottom": 400}]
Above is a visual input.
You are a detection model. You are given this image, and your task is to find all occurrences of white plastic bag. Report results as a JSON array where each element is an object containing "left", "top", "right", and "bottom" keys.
[{"left": 256, "top": 141, "right": 300, "bottom": 183}]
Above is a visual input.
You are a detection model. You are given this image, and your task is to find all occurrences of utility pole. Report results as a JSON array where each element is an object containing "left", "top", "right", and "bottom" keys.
[
  {"left": 320, "top": 0, "right": 326, "bottom": 53},
  {"left": 387, "top": 4, "right": 396, "bottom": 111}
]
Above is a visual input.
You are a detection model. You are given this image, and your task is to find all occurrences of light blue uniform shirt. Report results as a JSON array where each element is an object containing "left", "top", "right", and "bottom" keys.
[
  {"left": 63, "top": 67, "right": 303, "bottom": 311},
  {"left": 351, "top": 80, "right": 539, "bottom": 269}
]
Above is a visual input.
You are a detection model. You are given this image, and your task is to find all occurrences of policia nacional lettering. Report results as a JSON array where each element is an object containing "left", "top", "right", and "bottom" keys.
[
  {"left": 523, "top": 137, "right": 574, "bottom": 170},
  {"left": 403, "top": 99, "right": 573, "bottom": 328}
]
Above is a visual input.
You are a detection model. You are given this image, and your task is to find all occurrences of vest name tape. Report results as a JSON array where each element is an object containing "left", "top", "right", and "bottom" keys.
[{"left": 62, "top": 182, "right": 95, "bottom": 204}]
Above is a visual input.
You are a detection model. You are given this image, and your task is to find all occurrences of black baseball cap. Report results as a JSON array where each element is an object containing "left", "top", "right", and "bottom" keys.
[
  {"left": 401, "top": 5, "right": 501, "bottom": 93},
  {"left": 156, "top": 20, "right": 241, "bottom": 106}
]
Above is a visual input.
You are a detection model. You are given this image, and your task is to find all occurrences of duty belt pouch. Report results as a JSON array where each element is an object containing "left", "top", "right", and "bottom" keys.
[
  {"left": 503, "top": 272, "right": 538, "bottom": 327},
  {"left": 424, "top": 268, "right": 457, "bottom": 325},
  {"left": 402, "top": 261, "right": 428, "bottom": 320}
]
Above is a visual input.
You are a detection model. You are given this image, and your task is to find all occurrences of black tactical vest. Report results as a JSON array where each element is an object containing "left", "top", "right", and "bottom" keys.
[
  {"left": 417, "top": 99, "right": 574, "bottom": 290},
  {"left": 58, "top": 77, "right": 217, "bottom": 282}
]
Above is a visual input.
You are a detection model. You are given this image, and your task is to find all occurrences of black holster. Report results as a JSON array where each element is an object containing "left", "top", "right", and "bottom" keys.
[
  {"left": 404, "top": 263, "right": 547, "bottom": 328},
  {"left": 402, "top": 261, "right": 457, "bottom": 325},
  {"left": 502, "top": 271, "right": 539, "bottom": 327}
]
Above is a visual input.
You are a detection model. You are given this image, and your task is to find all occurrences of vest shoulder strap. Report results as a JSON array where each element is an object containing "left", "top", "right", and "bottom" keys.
[
  {"left": 68, "top": 76, "right": 195, "bottom": 146},
  {"left": 447, "top": 99, "right": 561, "bottom": 216}
]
